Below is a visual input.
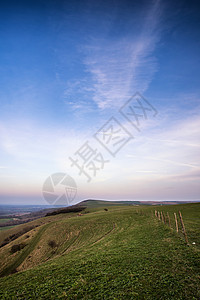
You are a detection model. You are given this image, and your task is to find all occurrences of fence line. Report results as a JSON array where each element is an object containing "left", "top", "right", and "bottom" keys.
[
  {"left": 178, "top": 211, "right": 189, "bottom": 244},
  {"left": 154, "top": 209, "right": 189, "bottom": 244},
  {"left": 166, "top": 212, "right": 171, "bottom": 228},
  {"left": 174, "top": 212, "right": 179, "bottom": 233}
]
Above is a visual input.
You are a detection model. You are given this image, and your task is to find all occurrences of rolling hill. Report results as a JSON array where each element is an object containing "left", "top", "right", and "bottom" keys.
[{"left": 0, "top": 202, "right": 199, "bottom": 299}]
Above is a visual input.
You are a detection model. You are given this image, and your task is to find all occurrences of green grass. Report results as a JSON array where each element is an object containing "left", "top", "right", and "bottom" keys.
[
  {"left": 0, "top": 218, "right": 14, "bottom": 232},
  {"left": 0, "top": 203, "right": 199, "bottom": 299},
  {"left": 152, "top": 203, "right": 200, "bottom": 246},
  {"left": 0, "top": 218, "right": 13, "bottom": 224},
  {"left": 0, "top": 226, "right": 14, "bottom": 231},
  {"left": 0, "top": 223, "right": 51, "bottom": 277}
]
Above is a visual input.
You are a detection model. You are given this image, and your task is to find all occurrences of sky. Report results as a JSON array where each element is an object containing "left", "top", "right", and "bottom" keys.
[{"left": 0, "top": 0, "right": 200, "bottom": 205}]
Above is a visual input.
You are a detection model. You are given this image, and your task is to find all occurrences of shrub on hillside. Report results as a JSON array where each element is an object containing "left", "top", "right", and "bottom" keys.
[
  {"left": 1, "top": 225, "right": 36, "bottom": 248},
  {"left": 45, "top": 206, "right": 86, "bottom": 216},
  {"left": 48, "top": 240, "right": 57, "bottom": 248},
  {"left": 10, "top": 243, "right": 26, "bottom": 254}
]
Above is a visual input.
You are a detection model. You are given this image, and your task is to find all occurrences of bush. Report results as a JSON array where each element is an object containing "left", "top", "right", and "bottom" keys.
[
  {"left": 1, "top": 225, "right": 36, "bottom": 248},
  {"left": 104, "top": 208, "right": 108, "bottom": 211},
  {"left": 10, "top": 243, "right": 26, "bottom": 254},
  {"left": 45, "top": 206, "right": 86, "bottom": 216},
  {"left": 48, "top": 240, "right": 57, "bottom": 248}
]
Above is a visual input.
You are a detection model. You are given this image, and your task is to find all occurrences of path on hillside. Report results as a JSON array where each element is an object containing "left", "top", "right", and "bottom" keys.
[{"left": 91, "top": 222, "right": 116, "bottom": 246}]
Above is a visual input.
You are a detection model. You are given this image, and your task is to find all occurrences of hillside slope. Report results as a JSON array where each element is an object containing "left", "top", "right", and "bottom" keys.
[{"left": 0, "top": 203, "right": 199, "bottom": 299}]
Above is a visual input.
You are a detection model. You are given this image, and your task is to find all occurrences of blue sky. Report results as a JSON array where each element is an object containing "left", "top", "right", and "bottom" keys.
[{"left": 0, "top": 0, "right": 200, "bottom": 205}]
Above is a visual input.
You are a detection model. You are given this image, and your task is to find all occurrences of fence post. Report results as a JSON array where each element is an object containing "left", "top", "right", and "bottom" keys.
[
  {"left": 174, "top": 212, "right": 178, "bottom": 233},
  {"left": 163, "top": 212, "right": 166, "bottom": 224},
  {"left": 167, "top": 212, "right": 171, "bottom": 228},
  {"left": 155, "top": 210, "right": 157, "bottom": 217},
  {"left": 158, "top": 211, "right": 160, "bottom": 220},
  {"left": 161, "top": 211, "right": 164, "bottom": 223},
  {"left": 178, "top": 211, "right": 189, "bottom": 244}
]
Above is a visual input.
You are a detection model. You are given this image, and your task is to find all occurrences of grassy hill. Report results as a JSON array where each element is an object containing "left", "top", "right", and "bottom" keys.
[
  {"left": 0, "top": 203, "right": 199, "bottom": 299},
  {"left": 79, "top": 199, "right": 141, "bottom": 207}
]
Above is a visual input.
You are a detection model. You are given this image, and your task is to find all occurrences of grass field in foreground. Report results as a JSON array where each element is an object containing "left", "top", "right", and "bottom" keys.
[{"left": 0, "top": 203, "right": 199, "bottom": 299}]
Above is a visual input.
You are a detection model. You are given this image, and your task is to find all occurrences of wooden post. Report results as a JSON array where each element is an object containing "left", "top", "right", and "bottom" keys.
[
  {"left": 163, "top": 212, "right": 166, "bottom": 224},
  {"left": 158, "top": 211, "right": 160, "bottom": 220},
  {"left": 161, "top": 211, "right": 164, "bottom": 223},
  {"left": 178, "top": 211, "right": 189, "bottom": 244},
  {"left": 174, "top": 212, "right": 178, "bottom": 232},
  {"left": 155, "top": 210, "right": 157, "bottom": 217},
  {"left": 167, "top": 212, "right": 171, "bottom": 228}
]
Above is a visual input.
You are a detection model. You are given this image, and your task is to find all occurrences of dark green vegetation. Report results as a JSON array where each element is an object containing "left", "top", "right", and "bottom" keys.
[
  {"left": 0, "top": 219, "right": 13, "bottom": 224},
  {"left": 0, "top": 226, "right": 14, "bottom": 232},
  {"left": 0, "top": 202, "right": 199, "bottom": 299},
  {"left": 10, "top": 243, "right": 26, "bottom": 254},
  {"left": 45, "top": 205, "right": 86, "bottom": 216},
  {"left": 0, "top": 219, "right": 14, "bottom": 231}
]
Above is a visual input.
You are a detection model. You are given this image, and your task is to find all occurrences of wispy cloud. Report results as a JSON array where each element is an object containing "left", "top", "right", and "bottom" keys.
[
  {"left": 123, "top": 114, "right": 200, "bottom": 187},
  {"left": 83, "top": 0, "right": 162, "bottom": 109},
  {"left": 146, "top": 137, "right": 200, "bottom": 148},
  {"left": 127, "top": 154, "right": 199, "bottom": 169}
]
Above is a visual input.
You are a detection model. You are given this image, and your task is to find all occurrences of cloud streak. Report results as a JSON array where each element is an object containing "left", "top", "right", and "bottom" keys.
[{"left": 83, "top": 0, "right": 162, "bottom": 109}]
